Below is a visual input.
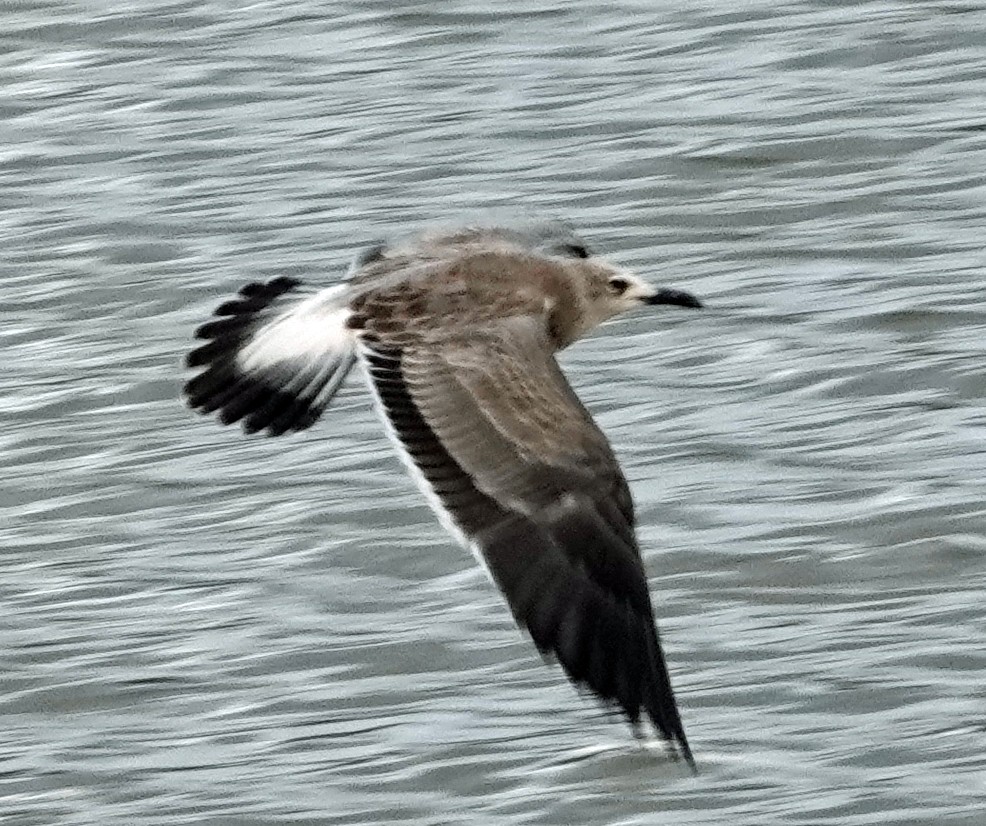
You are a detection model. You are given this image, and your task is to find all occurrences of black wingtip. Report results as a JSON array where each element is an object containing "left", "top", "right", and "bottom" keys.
[
  {"left": 634, "top": 716, "right": 696, "bottom": 773},
  {"left": 664, "top": 699, "right": 695, "bottom": 771},
  {"left": 651, "top": 707, "right": 695, "bottom": 772},
  {"left": 183, "top": 275, "right": 337, "bottom": 434},
  {"left": 677, "top": 734, "right": 697, "bottom": 774}
]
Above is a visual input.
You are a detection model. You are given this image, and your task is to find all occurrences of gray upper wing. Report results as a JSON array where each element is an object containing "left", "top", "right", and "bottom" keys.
[{"left": 362, "top": 320, "right": 692, "bottom": 765}]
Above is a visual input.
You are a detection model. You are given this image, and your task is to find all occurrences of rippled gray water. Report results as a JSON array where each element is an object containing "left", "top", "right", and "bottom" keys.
[{"left": 3, "top": 1, "right": 986, "bottom": 823}]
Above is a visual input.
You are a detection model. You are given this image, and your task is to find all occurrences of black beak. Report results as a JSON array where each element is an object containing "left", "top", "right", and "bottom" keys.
[{"left": 645, "top": 288, "right": 703, "bottom": 309}]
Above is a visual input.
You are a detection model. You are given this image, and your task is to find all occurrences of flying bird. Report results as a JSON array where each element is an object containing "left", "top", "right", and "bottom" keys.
[{"left": 184, "top": 222, "right": 702, "bottom": 768}]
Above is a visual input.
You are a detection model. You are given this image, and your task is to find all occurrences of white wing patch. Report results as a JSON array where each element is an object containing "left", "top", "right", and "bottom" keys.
[
  {"left": 238, "top": 286, "right": 353, "bottom": 373},
  {"left": 185, "top": 279, "right": 358, "bottom": 435}
]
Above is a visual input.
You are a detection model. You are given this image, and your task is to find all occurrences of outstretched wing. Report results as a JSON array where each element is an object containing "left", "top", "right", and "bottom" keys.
[
  {"left": 362, "top": 319, "right": 692, "bottom": 766},
  {"left": 184, "top": 277, "right": 357, "bottom": 436}
]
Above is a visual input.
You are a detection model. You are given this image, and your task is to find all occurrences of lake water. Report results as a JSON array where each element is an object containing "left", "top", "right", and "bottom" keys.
[{"left": 3, "top": 1, "right": 985, "bottom": 823}]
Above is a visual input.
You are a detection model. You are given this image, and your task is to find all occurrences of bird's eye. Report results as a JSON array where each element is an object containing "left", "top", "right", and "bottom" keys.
[
  {"left": 562, "top": 243, "right": 590, "bottom": 259},
  {"left": 607, "top": 277, "right": 630, "bottom": 296}
]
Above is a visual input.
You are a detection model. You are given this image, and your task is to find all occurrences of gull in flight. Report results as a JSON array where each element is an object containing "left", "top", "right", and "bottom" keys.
[{"left": 184, "top": 222, "right": 703, "bottom": 768}]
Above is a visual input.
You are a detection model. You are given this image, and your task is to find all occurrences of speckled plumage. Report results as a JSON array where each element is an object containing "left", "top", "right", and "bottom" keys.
[{"left": 184, "top": 222, "right": 702, "bottom": 768}]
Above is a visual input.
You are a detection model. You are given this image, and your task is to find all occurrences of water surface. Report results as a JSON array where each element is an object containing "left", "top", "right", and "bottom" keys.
[{"left": 2, "top": 1, "right": 985, "bottom": 823}]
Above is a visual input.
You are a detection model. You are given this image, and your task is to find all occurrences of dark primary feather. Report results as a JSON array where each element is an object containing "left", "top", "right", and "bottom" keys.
[
  {"left": 363, "top": 338, "right": 693, "bottom": 767},
  {"left": 184, "top": 277, "right": 354, "bottom": 436}
]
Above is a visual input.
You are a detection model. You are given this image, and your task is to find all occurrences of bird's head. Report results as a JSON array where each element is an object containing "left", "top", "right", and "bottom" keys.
[{"left": 563, "top": 252, "right": 703, "bottom": 338}]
